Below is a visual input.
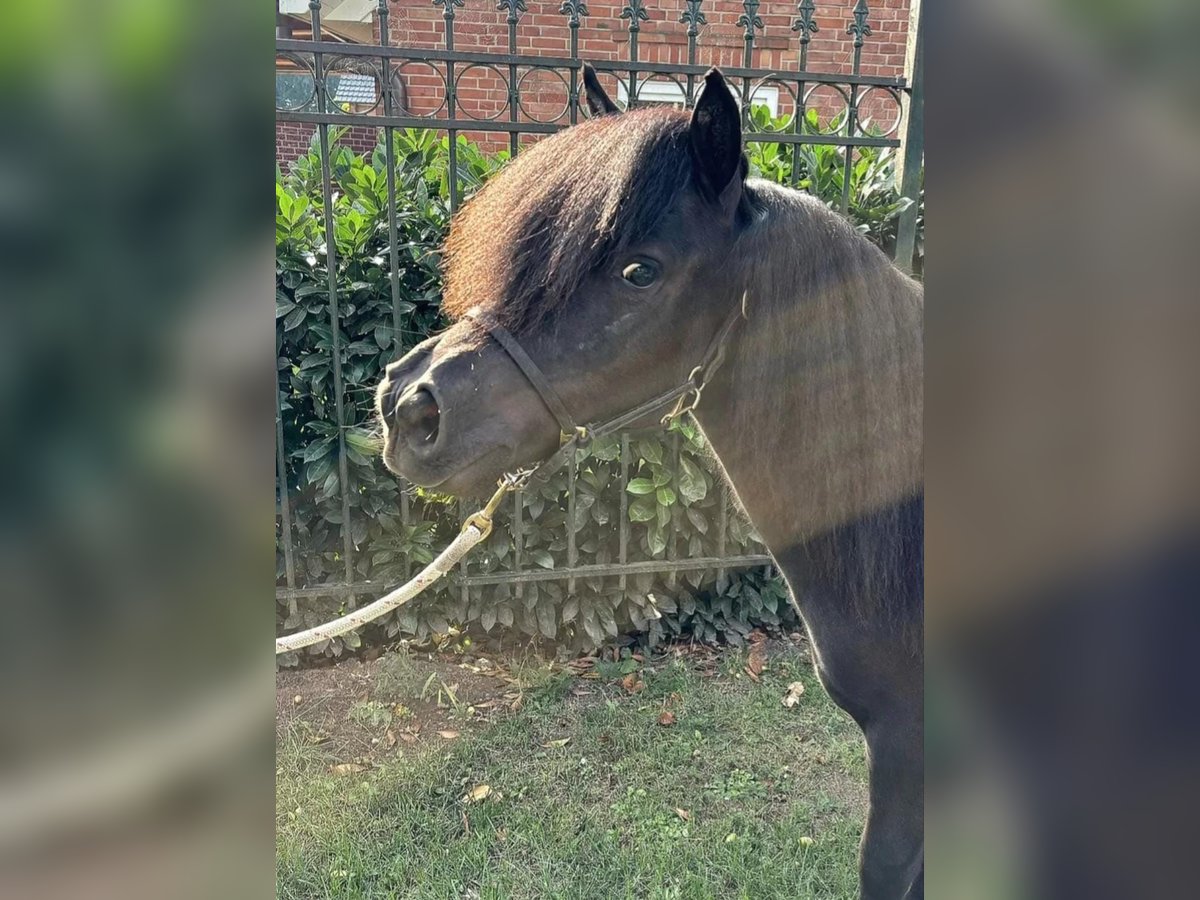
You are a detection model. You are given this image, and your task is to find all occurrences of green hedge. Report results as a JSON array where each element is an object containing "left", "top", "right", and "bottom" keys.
[{"left": 276, "top": 120, "right": 920, "bottom": 662}]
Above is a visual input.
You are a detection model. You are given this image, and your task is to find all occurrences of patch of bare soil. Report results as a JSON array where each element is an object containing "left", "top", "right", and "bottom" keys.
[{"left": 276, "top": 651, "right": 515, "bottom": 765}]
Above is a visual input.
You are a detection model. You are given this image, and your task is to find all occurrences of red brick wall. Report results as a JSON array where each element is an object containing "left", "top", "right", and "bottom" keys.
[
  {"left": 276, "top": 120, "right": 382, "bottom": 169},
  {"left": 276, "top": 0, "right": 911, "bottom": 163}
]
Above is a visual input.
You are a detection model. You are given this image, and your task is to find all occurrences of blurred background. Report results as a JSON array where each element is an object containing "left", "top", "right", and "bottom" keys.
[
  {"left": 0, "top": 1, "right": 273, "bottom": 897},
  {"left": 927, "top": 1, "right": 1199, "bottom": 898},
  {"left": 0, "top": 0, "right": 1196, "bottom": 897}
]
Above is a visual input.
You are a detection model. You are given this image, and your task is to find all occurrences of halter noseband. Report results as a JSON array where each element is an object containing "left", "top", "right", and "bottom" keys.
[{"left": 465, "top": 292, "right": 746, "bottom": 493}]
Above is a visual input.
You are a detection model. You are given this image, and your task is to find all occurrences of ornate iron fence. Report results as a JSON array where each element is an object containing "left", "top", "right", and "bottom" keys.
[{"left": 275, "top": 0, "right": 923, "bottom": 614}]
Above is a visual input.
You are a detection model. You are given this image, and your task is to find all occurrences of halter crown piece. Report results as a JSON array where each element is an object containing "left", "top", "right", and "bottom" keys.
[{"left": 275, "top": 293, "right": 747, "bottom": 654}]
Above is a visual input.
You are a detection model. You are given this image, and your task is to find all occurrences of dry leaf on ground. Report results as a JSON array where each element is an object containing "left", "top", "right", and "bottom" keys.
[
  {"left": 657, "top": 711, "right": 676, "bottom": 726},
  {"left": 330, "top": 762, "right": 367, "bottom": 775},
  {"left": 542, "top": 737, "right": 571, "bottom": 748},
  {"left": 463, "top": 784, "right": 493, "bottom": 803},
  {"left": 782, "top": 682, "right": 806, "bottom": 708},
  {"left": 747, "top": 634, "right": 767, "bottom": 676},
  {"left": 437, "top": 730, "right": 460, "bottom": 739},
  {"left": 674, "top": 808, "right": 690, "bottom": 821}
]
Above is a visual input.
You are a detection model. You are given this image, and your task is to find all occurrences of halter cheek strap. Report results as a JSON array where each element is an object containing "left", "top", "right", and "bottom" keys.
[
  {"left": 468, "top": 313, "right": 579, "bottom": 442},
  {"left": 467, "top": 292, "right": 747, "bottom": 488}
]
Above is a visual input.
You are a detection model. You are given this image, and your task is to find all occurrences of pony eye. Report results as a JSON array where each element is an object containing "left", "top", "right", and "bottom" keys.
[{"left": 621, "top": 261, "right": 659, "bottom": 289}]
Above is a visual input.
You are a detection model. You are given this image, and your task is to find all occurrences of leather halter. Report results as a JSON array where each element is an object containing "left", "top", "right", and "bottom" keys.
[{"left": 465, "top": 292, "right": 746, "bottom": 491}]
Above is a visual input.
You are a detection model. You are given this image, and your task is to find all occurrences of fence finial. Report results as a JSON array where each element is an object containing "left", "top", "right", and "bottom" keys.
[
  {"left": 791, "top": 0, "right": 819, "bottom": 43},
  {"left": 559, "top": 0, "right": 590, "bottom": 26},
  {"left": 620, "top": 0, "right": 650, "bottom": 33},
  {"left": 497, "top": 0, "right": 528, "bottom": 25},
  {"left": 679, "top": 0, "right": 706, "bottom": 36},
  {"left": 847, "top": 0, "right": 872, "bottom": 49},
  {"left": 737, "top": 0, "right": 764, "bottom": 42}
]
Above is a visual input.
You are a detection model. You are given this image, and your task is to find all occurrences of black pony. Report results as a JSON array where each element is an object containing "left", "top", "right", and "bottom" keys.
[{"left": 378, "top": 68, "right": 923, "bottom": 899}]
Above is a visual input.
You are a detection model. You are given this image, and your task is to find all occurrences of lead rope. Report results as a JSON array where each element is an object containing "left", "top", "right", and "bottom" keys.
[
  {"left": 275, "top": 292, "right": 747, "bottom": 655},
  {"left": 275, "top": 476, "right": 517, "bottom": 655}
]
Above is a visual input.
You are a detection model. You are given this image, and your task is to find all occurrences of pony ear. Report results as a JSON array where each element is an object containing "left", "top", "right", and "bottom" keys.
[
  {"left": 689, "top": 68, "right": 745, "bottom": 208},
  {"left": 582, "top": 63, "right": 620, "bottom": 117}
]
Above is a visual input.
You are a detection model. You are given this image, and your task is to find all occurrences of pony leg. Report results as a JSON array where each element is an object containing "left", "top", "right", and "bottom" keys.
[{"left": 859, "top": 704, "right": 924, "bottom": 900}]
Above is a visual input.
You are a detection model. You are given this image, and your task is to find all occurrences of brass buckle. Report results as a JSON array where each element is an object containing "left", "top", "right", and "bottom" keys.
[{"left": 559, "top": 425, "right": 590, "bottom": 447}]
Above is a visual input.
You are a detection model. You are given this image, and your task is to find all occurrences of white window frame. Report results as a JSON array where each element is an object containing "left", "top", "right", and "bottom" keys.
[{"left": 616, "top": 80, "right": 779, "bottom": 117}]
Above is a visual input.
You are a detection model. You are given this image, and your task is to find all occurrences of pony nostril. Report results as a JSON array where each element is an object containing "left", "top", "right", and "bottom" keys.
[{"left": 394, "top": 388, "right": 440, "bottom": 446}]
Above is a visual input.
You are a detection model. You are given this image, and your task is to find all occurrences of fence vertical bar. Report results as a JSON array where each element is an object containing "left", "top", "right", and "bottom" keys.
[
  {"left": 680, "top": 1, "right": 705, "bottom": 107},
  {"left": 458, "top": 499, "right": 470, "bottom": 612},
  {"left": 379, "top": 3, "right": 412, "bottom": 580},
  {"left": 437, "top": 0, "right": 463, "bottom": 211},
  {"left": 790, "top": 0, "right": 818, "bottom": 188},
  {"left": 894, "top": 0, "right": 923, "bottom": 273},
  {"left": 310, "top": 0, "right": 356, "bottom": 607},
  {"left": 737, "top": 0, "right": 762, "bottom": 127},
  {"left": 513, "top": 488, "right": 524, "bottom": 602},
  {"left": 621, "top": 1, "right": 648, "bottom": 108},
  {"left": 378, "top": 1, "right": 409, "bottom": 379},
  {"left": 276, "top": 385, "right": 297, "bottom": 602},
  {"left": 841, "top": 0, "right": 871, "bottom": 214},
  {"left": 716, "top": 488, "right": 728, "bottom": 586},
  {"left": 666, "top": 431, "right": 679, "bottom": 589},
  {"left": 567, "top": 453, "right": 579, "bottom": 595},
  {"left": 618, "top": 434, "right": 630, "bottom": 592},
  {"left": 400, "top": 483, "right": 411, "bottom": 575},
  {"left": 560, "top": 1, "right": 588, "bottom": 121},
  {"left": 500, "top": 0, "right": 524, "bottom": 155}
]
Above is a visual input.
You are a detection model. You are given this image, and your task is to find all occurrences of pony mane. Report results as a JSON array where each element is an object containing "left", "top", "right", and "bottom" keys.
[{"left": 442, "top": 108, "right": 694, "bottom": 334}]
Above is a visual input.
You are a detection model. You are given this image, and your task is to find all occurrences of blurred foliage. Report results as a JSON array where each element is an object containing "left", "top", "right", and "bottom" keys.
[{"left": 277, "top": 119, "right": 919, "bottom": 662}]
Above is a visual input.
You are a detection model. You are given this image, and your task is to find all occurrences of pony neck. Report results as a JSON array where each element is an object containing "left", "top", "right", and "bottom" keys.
[{"left": 693, "top": 183, "right": 923, "bottom": 549}]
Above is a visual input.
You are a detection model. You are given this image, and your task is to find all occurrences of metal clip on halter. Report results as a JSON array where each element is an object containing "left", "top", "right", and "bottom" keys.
[
  {"left": 460, "top": 478, "right": 514, "bottom": 540},
  {"left": 661, "top": 365, "right": 706, "bottom": 425}
]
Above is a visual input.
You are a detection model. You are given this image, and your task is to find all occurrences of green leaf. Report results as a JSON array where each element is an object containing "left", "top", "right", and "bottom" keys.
[
  {"left": 678, "top": 456, "right": 708, "bottom": 504},
  {"left": 480, "top": 607, "right": 497, "bottom": 632},
  {"left": 561, "top": 596, "right": 579, "bottom": 623},
  {"left": 529, "top": 550, "right": 554, "bottom": 569},
  {"left": 629, "top": 496, "right": 656, "bottom": 522},
  {"left": 656, "top": 486, "right": 677, "bottom": 506},
  {"left": 637, "top": 440, "right": 664, "bottom": 466},
  {"left": 626, "top": 478, "right": 656, "bottom": 495},
  {"left": 536, "top": 602, "right": 557, "bottom": 640},
  {"left": 283, "top": 306, "right": 307, "bottom": 331},
  {"left": 647, "top": 524, "right": 667, "bottom": 556},
  {"left": 582, "top": 609, "right": 604, "bottom": 646}
]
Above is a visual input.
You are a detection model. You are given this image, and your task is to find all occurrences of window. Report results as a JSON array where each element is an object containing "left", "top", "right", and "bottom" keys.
[
  {"left": 616, "top": 79, "right": 779, "bottom": 117},
  {"left": 275, "top": 71, "right": 377, "bottom": 112}
]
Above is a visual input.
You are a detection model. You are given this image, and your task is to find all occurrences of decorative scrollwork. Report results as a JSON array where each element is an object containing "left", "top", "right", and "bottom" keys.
[
  {"left": 737, "top": 0, "right": 764, "bottom": 41},
  {"left": 621, "top": 0, "right": 650, "bottom": 33},
  {"left": 679, "top": 0, "right": 706, "bottom": 36},
  {"left": 790, "top": 0, "right": 819, "bottom": 43},
  {"left": 496, "top": 0, "right": 527, "bottom": 25},
  {"left": 558, "top": 0, "right": 589, "bottom": 27},
  {"left": 846, "top": 0, "right": 872, "bottom": 48}
]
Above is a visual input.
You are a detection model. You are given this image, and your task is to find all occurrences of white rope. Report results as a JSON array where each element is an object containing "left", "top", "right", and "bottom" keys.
[{"left": 275, "top": 523, "right": 488, "bottom": 655}]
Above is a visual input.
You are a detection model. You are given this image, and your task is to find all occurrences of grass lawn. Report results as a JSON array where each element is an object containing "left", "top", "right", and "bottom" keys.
[{"left": 276, "top": 639, "right": 866, "bottom": 899}]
